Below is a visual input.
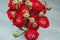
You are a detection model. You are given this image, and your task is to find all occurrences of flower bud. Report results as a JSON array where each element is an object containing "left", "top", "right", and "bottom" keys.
[{"left": 13, "top": 31, "right": 20, "bottom": 38}]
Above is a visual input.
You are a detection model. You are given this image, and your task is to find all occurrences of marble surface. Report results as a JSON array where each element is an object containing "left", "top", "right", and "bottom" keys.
[{"left": 0, "top": 0, "right": 60, "bottom": 40}]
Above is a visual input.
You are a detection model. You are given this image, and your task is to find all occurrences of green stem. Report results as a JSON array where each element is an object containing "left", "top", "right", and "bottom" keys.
[
  {"left": 19, "top": 28, "right": 26, "bottom": 31},
  {"left": 20, "top": 31, "right": 25, "bottom": 36}
]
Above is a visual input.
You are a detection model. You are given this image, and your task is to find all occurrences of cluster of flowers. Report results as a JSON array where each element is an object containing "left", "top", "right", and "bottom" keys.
[{"left": 7, "top": 0, "right": 51, "bottom": 40}]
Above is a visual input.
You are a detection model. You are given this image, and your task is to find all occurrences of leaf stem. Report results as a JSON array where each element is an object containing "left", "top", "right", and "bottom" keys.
[
  {"left": 19, "top": 28, "right": 26, "bottom": 31},
  {"left": 20, "top": 31, "right": 25, "bottom": 36}
]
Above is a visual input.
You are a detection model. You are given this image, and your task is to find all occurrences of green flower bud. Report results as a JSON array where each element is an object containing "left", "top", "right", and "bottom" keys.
[
  {"left": 39, "top": 12, "right": 44, "bottom": 17},
  {"left": 13, "top": 31, "right": 20, "bottom": 38},
  {"left": 25, "top": 1, "right": 32, "bottom": 8},
  {"left": 18, "top": 0, "right": 22, "bottom": 4},
  {"left": 13, "top": 0, "right": 18, "bottom": 4},
  {"left": 11, "top": 11, "right": 15, "bottom": 17},
  {"left": 46, "top": 5, "right": 52, "bottom": 11},
  {"left": 23, "top": 13, "right": 30, "bottom": 18},
  {"left": 29, "top": 18, "right": 35, "bottom": 23}
]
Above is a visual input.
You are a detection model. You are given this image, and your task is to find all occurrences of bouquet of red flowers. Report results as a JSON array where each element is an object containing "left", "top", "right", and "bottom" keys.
[{"left": 7, "top": 0, "right": 51, "bottom": 40}]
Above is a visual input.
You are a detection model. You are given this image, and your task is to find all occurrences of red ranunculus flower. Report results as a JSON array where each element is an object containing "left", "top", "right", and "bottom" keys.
[
  {"left": 24, "top": 29, "right": 39, "bottom": 40},
  {"left": 32, "top": 1, "right": 42, "bottom": 11},
  {"left": 13, "top": 15, "right": 26, "bottom": 28},
  {"left": 41, "top": 7, "right": 46, "bottom": 14},
  {"left": 30, "top": 11, "right": 39, "bottom": 19},
  {"left": 38, "top": 16, "right": 49, "bottom": 28},
  {"left": 20, "top": 5, "right": 30, "bottom": 12},
  {"left": 28, "top": 20, "right": 39, "bottom": 31},
  {"left": 8, "top": 0, "right": 20, "bottom": 10},
  {"left": 7, "top": 9, "right": 16, "bottom": 20},
  {"left": 30, "top": 0, "right": 38, "bottom": 2}
]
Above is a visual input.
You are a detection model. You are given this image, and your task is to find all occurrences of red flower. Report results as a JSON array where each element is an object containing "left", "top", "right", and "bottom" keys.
[
  {"left": 30, "top": 0, "right": 38, "bottom": 2},
  {"left": 25, "top": 39, "right": 36, "bottom": 40},
  {"left": 14, "top": 11, "right": 20, "bottom": 18},
  {"left": 30, "top": 11, "right": 39, "bottom": 19},
  {"left": 9, "top": 0, "right": 13, "bottom": 2},
  {"left": 28, "top": 20, "right": 39, "bottom": 31},
  {"left": 24, "top": 29, "right": 39, "bottom": 40},
  {"left": 41, "top": 7, "right": 46, "bottom": 14},
  {"left": 8, "top": 0, "right": 20, "bottom": 10},
  {"left": 32, "top": 1, "right": 42, "bottom": 11},
  {"left": 13, "top": 16, "right": 26, "bottom": 28},
  {"left": 19, "top": 5, "right": 30, "bottom": 18},
  {"left": 25, "top": 0, "right": 42, "bottom": 11},
  {"left": 8, "top": 1, "right": 16, "bottom": 10},
  {"left": 22, "top": 0, "right": 25, "bottom": 4},
  {"left": 20, "top": 5, "right": 30, "bottom": 11},
  {"left": 38, "top": 16, "right": 49, "bottom": 28},
  {"left": 7, "top": 9, "right": 16, "bottom": 20}
]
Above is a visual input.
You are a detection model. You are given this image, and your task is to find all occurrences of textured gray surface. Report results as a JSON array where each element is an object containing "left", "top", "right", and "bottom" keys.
[{"left": 0, "top": 0, "right": 60, "bottom": 40}]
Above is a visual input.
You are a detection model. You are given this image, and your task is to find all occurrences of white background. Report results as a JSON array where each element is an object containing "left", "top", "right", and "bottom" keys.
[{"left": 0, "top": 0, "right": 60, "bottom": 40}]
